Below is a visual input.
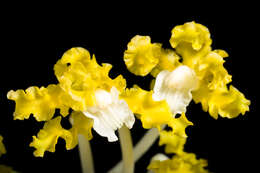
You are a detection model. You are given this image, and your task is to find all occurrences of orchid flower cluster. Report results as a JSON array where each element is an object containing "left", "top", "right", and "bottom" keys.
[{"left": 6, "top": 21, "right": 250, "bottom": 173}]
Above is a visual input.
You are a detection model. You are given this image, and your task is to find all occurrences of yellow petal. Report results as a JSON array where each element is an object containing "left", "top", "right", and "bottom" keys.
[
  {"left": 208, "top": 85, "right": 250, "bottom": 119},
  {"left": 168, "top": 113, "right": 193, "bottom": 138},
  {"left": 54, "top": 47, "right": 126, "bottom": 111},
  {"left": 120, "top": 85, "right": 172, "bottom": 129},
  {"left": 7, "top": 84, "right": 69, "bottom": 121},
  {"left": 123, "top": 35, "right": 161, "bottom": 76},
  {"left": 159, "top": 130, "right": 186, "bottom": 154},
  {"left": 195, "top": 51, "right": 232, "bottom": 91},
  {"left": 29, "top": 116, "right": 73, "bottom": 157},
  {"left": 190, "top": 49, "right": 250, "bottom": 119},
  {"left": 68, "top": 111, "right": 93, "bottom": 148},
  {"left": 0, "top": 135, "right": 6, "bottom": 157},
  {"left": 158, "top": 114, "right": 193, "bottom": 154},
  {"left": 151, "top": 49, "right": 181, "bottom": 77},
  {"left": 170, "top": 21, "right": 212, "bottom": 69}
]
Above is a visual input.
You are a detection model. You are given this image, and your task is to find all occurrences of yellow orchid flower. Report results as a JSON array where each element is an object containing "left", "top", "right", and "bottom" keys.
[
  {"left": 0, "top": 135, "right": 6, "bottom": 157},
  {"left": 124, "top": 35, "right": 161, "bottom": 76},
  {"left": 169, "top": 21, "right": 250, "bottom": 119},
  {"left": 8, "top": 47, "right": 136, "bottom": 157},
  {"left": 148, "top": 152, "right": 209, "bottom": 173},
  {"left": 54, "top": 48, "right": 135, "bottom": 142}
]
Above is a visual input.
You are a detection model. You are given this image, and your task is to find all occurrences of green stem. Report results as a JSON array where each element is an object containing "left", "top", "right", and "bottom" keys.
[
  {"left": 109, "top": 126, "right": 164, "bottom": 173},
  {"left": 78, "top": 134, "right": 95, "bottom": 173},
  {"left": 118, "top": 125, "right": 134, "bottom": 173}
]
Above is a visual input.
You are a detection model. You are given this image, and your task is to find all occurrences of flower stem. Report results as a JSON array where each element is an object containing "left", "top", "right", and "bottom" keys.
[
  {"left": 78, "top": 134, "right": 95, "bottom": 173},
  {"left": 118, "top": 125, "right": 134, "bottom": 173},
  {"left": 108, "top": 126, "right": 165, "bottom": 173}
]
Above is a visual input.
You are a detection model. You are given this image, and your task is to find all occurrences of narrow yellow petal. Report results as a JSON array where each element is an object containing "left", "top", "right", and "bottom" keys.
[
  {"left": 7, "top": 84, "right": 69, "bottom": 121},
  {"left": 29, "top": 116, "right": 73, "bottom": 157}
]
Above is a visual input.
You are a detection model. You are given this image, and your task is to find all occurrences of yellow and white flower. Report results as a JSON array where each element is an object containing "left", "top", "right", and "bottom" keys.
[{"left": 7, "top": 47, "right": 136, "bottom": 156}]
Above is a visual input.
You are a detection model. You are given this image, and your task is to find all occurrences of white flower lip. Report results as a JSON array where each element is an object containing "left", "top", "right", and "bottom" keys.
[
  {"left": 83, "top": 87, "right": 135, "bottom": 142},
  {"left": 151, "top": 153, "right": 169, "bottom": 162},
  {"left": 152, "top": 65, "right": 198, "bottom": 115}
]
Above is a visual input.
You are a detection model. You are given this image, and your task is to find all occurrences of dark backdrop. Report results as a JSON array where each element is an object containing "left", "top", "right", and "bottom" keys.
[{"left": 0, "top": 3, "right": 258, "bottom": 173}]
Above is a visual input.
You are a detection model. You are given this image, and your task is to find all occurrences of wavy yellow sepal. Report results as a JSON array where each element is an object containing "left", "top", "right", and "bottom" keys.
[
  {"left": 7, "top": 84, "right": 69, "bottom": 121},
  {"left": 150, "top": 49, "right": 181, "bottom": 77},
  {"left": 54, "top": 47, "right": 126, "bottom": 111},
  {"left": 208, "top": 85, "right": 250, "bottom": 119},
  {"left": 170, "top": 21, "right": 212, "bottom": 69},
  {"left": 195, "top": 51, "right": 232, "bottom": 91},
  {"left": 148, "top": 152, "right": 209, "bottom": 173},
  {"left": 30, "top": 116, "right": 73, "bottom": 157},
  {"left": 0, "top": 135, "right": 6, "bottom": 157},
  {"left": 120, "top": 85, "right": 172, "bottom": 129},
  {"left": 124, "top": 35, "right": 161, "bottom": 76},
  {"left": 68, "top": 111, "right": 93, "bottom": 148}
]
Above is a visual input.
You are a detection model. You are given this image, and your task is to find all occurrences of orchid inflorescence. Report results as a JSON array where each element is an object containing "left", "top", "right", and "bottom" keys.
[{"left": 6, "top": 21, "right": 250, "bottom": 173}]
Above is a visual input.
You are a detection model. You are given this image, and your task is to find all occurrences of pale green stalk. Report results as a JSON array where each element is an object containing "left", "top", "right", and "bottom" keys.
[
  {"left": 118, "top": 125, "right": 134, "bottom": 173},
  {"left": 78, "top": 134, "right": 95, "bottom": 173},
  {"left": 109, "top": 126, "right": 164, "bottom": 173}
]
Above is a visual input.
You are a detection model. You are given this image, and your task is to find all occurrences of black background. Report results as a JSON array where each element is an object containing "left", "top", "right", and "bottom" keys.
[{"left": 0, "top": 3, "right": 258, "bottom": 173}]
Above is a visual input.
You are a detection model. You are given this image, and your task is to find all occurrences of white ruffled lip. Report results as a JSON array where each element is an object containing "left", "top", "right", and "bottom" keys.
[
  {"left": 83, "top": 87, "right": 135, "bottom": 142},
  {"left": 152, "top": 65, "right": 198, "bottom": 115}
]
